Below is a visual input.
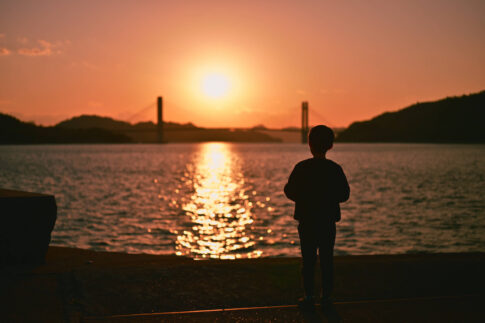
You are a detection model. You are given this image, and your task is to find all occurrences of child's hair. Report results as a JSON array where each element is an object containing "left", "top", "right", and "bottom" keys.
[{"left": 309, "top": 125, "right": 334, "bottom": 152}]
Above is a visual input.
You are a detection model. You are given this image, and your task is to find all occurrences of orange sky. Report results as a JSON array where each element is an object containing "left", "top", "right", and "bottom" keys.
[{"left": 1, "top": 0, "right": 484, "bottom": 128}]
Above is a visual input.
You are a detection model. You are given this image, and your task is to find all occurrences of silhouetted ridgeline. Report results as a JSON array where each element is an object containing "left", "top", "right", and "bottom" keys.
[
  {"left": 337, "top": 91, "right": 485, "bottom": 143},
  {"left": 56, "top": 115, "right": 280, "bottom": 142},
  {"left": 56, "top": 115, "right": 198, "bottom": 131},
  {"left": 4, "top": 90, "right": 482, "bottom": 144},
  {"left": 0, "top": 114, "right": 130, "bottom": 144},
  {"left": 0, "top": 113, "right": 280, "bottom": 144}
]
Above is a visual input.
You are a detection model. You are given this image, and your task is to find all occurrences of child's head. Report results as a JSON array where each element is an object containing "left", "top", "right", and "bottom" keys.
[{"left": 309, "top": 125, "right": 334, "bottom": 155}]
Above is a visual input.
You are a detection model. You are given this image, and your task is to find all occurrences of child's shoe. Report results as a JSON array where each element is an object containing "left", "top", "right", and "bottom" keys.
[{"left": 297, "top": 296, "right": 316, "bottom": 311}]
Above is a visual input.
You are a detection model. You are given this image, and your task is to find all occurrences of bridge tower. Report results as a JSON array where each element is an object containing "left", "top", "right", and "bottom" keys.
[
  {"left": 157, "top": 96, "right": 164, "bottom": 143},
  {"left": 301, "top": 101, "right": 309, "bottom": 143}
]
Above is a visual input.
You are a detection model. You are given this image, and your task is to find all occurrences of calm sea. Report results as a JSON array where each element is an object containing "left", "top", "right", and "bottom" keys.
[{"left": 1, "top": 143, "right": 484, "bottom": 259}]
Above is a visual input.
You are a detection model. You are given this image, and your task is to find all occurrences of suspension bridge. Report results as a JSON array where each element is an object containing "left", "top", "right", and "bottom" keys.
[{"left": 120, "top": 97, "right": 336, "bottom": 143}]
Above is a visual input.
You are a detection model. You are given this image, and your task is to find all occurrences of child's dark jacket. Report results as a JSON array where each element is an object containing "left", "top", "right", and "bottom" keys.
[{"left": 284, "top": 158, "right": 350, "bottom": 223}]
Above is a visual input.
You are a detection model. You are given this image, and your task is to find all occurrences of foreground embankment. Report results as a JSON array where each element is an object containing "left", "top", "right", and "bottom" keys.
[{"left": 1, "top": 247, "right": 484, "bottom": 322}]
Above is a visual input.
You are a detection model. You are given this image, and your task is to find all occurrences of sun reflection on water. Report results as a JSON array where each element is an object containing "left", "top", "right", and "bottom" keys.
[{"left": 175, "top": 143, "right": 262, "bottom": 259}]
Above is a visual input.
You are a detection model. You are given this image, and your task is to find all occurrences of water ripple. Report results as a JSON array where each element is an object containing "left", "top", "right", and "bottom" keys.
[{"left": 0, "top": 143, "right": 484, "bottom": 257}]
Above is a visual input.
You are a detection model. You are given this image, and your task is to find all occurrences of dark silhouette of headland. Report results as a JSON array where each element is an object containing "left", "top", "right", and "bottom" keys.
[{"left": 337, "top": 91, "right": 485, "bottom": 143}]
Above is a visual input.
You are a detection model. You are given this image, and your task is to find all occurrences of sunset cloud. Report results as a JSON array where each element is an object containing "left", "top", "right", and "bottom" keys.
[
  {"left": 319, "top": 88, "right": 348, "bottom": 95},
  {"left": 17, "top": 36, "right": 29, "bottom": 44},
  {"left": 17, "top": 39, "right": 68, "bottom": 57},
  {"left": 0, "top": 48, "right": 11, "bottom": 56},
  {"left": 88, "top": 101, "right": 104, "bottom": 108},
  {"left": 69, "top": 60, "right": 100, "bottom": 71},
  {"left": 0, "top": 99, "right": 13, "bottom": 105}
]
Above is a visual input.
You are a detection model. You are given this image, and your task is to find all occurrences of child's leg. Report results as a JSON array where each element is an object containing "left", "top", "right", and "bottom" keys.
[
  {"left": 319, "top": 245, "right": 334, "bottom": 298},
  {"left": 319, "top": 223, "right": 336, "bottom": 299},
  {"left": 298, "top": 223, "right": 318, "bottom": 298}
]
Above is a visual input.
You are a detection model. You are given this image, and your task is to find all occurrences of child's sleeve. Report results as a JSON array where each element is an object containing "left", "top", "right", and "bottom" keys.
[
  {"left": 336, "top": 165, "right": 350, "bottom": 203},
  {"left": 284, "top": 164, "right": 301, "bottom": 202}
]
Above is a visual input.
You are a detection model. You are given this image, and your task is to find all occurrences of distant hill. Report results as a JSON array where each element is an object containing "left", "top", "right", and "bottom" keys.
[
  {"left": 9, "top": 90, "right": 481, "bottom": 144},
  {"left": 55, "top": 115, "right": 279, "bottom": 143},
  {"left": 56, "top": 115, "right": 133, "bottom": 131},
  {"left": 337, "top": 91, "right": 485, "bottom": 143},
  {"left": 0, "top": 113, "right": 280, "bottom": 144},
  {"left": 56, "top": 115, "right": 198, "bottom": 131},
  {"left": 0, "top": 113, "right": 130, "bottom": 144}
]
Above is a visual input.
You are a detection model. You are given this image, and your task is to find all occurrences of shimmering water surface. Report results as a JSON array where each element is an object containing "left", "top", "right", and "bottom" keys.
[{"left": 1, "top": 143, "right": 484, "bottom": 258}]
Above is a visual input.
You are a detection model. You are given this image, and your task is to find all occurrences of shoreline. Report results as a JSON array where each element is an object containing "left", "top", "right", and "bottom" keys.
[
  {"left": 2, "top": 141, "right": 485, "bottom": 146},
  {"left": 43, "top": 245, "right": 485, "bottom": 266}
]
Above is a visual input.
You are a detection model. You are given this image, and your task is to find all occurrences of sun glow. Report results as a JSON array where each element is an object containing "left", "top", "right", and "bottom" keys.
[
  {"left": 184, "top": 58, "right": 250, "bottom": 119},
  {"left": 201, "top": 73, "right": 230, "bottom": 99}
]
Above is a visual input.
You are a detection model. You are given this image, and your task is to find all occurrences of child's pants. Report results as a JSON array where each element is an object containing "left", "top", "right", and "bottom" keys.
[{"left": 298, "top": 219, "right": 336, "bottom": 298}]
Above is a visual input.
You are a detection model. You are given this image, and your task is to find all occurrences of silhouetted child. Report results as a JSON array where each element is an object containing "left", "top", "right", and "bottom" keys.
[{"left": 284, "top": 125, "right": 350, "bottom": 310}]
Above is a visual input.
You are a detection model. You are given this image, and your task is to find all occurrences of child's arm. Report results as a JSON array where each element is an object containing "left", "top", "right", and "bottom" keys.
[
  {"left": 284, "top": 164, "right": 301, "bottom": 202},
  {"left": 336, "top": 165, "right": 350, "bottom": 203}
]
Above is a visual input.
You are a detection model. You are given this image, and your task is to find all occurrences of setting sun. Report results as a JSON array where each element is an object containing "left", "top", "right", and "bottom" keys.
[{"left": 201, "top": 73, "right": 230, "bottom": 99}]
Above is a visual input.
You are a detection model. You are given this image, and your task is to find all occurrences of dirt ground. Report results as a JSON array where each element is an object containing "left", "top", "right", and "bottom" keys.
[{"left": 1, "top": 247, "right": 484, "bottom": 322}]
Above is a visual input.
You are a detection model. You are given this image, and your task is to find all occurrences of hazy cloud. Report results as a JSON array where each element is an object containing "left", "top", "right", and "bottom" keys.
[
  {"left": 17, "top": 36, "right": 29, "bottom": 44},
  {"left": 296, "top": 89, "right": 306, "bottom": 95},
  {"left": 0, "top": 99, "right": 13, "bottom": 105},
  {"left": 0, "top": 48, "right": 11, "bottom": 56},
  {"left": 17, "top": 39, "right": 69, "bottom": 57},
  {"left": 0, "top": 33, "right": 7, "bottom": 55},
  {"left": 81, "top": 61, "right": 98, "bottom": 70},
  {"left": 88, "top": 101, "right": 104, "bottom": 108},
  {"left": 5, "top": 111, "right": 70, "bottom": 126},
  {"left": 320, "top": 88, "right": 347, "bottom": 95},
  {"left": 69, "top": 60, "right": 99, "bottom": 70}
]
